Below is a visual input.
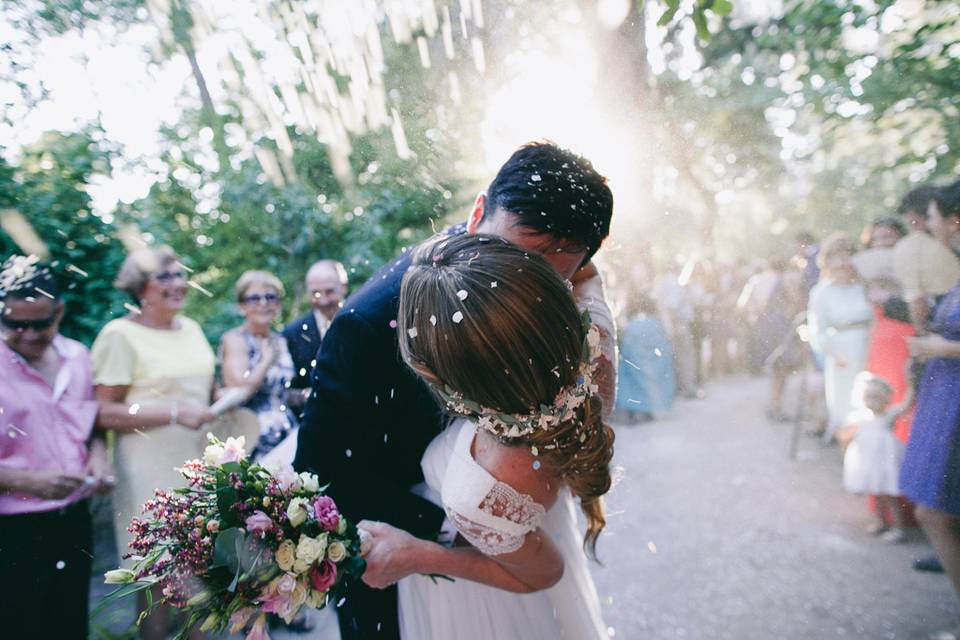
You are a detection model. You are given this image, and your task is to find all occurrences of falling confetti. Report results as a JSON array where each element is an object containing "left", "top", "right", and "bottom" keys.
[
  {"left": 56, "top": 560, "right": 66, "bottom": 570},
  {"left": 128, "top": 404, "right": 140, "bottom": 415},
  {"left": 532, "top": 460, "right": 541, "bottom": 470},
  {"left": 389, "top": 320, "right": 398, "bottom": 328},
  {"left": 647, "top": 541, "right": 657, "bottom": 553}
]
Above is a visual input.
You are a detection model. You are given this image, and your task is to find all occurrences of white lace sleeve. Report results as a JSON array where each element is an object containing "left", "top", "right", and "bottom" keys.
[{"left": 445, "top": 481, "right": 547, "bottom": 556}]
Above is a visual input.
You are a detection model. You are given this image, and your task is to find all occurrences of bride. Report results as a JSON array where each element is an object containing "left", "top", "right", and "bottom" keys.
[{"left": 357, "top": 233, "right": 615, "bottom": 639}]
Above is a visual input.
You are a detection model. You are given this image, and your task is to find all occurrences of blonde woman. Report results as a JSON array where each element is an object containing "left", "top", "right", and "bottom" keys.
[
  {"left": 807, "top": 233, "right": 874, "bottom": 440},
  {"left": 357, "top": 234, "right": 614, "bottom": 640},
  {"left": 91, "top": 245, "right": 215, "bottom": 640},
  {"left": 219, "top": 270, "right": 298, "bottom": 459}
]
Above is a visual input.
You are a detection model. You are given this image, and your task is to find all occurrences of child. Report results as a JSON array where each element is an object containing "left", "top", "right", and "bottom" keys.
[{"left": 841, "top": 373, "right": 914, "bottom": 542}]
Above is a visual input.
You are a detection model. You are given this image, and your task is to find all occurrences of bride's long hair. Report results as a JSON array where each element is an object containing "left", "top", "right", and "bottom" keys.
[{"left": 398, "top": 233, "right": 615, "bottom": 558}]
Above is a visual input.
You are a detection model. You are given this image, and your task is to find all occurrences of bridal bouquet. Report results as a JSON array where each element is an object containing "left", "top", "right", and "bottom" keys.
[{"left": 102, "top": 435, "right": 365, "bottom": 639}]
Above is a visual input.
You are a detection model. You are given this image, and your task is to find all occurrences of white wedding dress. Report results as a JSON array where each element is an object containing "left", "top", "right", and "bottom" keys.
[{"left": 397, "top": 418, "right": 608, "bottom": 639}]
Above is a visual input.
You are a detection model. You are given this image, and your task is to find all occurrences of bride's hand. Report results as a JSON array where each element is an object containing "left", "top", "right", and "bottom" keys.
[{"left": 357, "top": 520, "right": 422, "bottom": 589}]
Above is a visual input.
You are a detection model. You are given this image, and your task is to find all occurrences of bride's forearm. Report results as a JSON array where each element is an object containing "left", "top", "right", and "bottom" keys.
[{"left": 411, "top": 532, "right": 563, "bottom": 593}]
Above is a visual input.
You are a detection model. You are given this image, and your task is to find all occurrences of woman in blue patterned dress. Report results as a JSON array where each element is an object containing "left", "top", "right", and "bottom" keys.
[{"left": 219, "top": 271, "right": 299, "bottom": 458}]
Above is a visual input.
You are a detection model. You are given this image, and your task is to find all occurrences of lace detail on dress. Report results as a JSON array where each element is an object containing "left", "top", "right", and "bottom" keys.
[{"left": 446, "top": 481, "right": 547, "bottom": 556}]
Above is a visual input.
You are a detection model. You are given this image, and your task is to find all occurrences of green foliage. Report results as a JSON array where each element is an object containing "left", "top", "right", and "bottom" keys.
[
  {"left": 645, "top": 0, "right": 734, "bottom": 41},
  {"left": 0, "top": 132, "right": 128, "bottom": 345}
]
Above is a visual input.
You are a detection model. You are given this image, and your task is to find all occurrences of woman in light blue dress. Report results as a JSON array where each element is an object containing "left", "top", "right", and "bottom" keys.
[
  {"left": 616, "top": 293, "right": 674, "bottom": 422},
  {"left": 807, "top": 233, "right": 873, "bottom": 439}
]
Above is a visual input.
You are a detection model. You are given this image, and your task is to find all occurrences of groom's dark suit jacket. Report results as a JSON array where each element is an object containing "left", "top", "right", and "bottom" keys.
[
  {"left": 282, "top": 310, "right": 321, "bottom": 390},
  {"left": 294, "top": 243, "right": 448, "bottom": 640}
]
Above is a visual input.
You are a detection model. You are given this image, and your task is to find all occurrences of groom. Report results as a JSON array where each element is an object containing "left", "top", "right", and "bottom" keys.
[{"left": 294, "top": 141, "right": 614, "bottom": 639}]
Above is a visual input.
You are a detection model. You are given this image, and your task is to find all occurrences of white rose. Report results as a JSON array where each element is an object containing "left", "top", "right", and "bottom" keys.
[
  {"left": 275, "top": 539, "right": 296, "bottom": 572},
  {"left": 292, "top": 557, "right": 311, "bottom": 574},
  {"left": 296, "top": 533, "right": 327, "bottom": 564},
  {"left": 326, "top": 541, "right": 347, "bottom": 563},
  {"left": 286, "top": 498, "right": 308, "bottom": 528},
  {"left": 103, "top": 569, "right": 136, "bottom": 584},
  {"left": 299, "top": 472, "right": 320, "bottom": 494},
  {"left": 203, "top": 443, "right": 225, "bottom": 466}
]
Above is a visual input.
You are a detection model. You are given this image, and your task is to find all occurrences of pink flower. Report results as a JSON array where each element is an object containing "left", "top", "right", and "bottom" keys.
[
  {"left": 245, "top": 511, "right": 273, "bottom": 536},
  {"left": 229, "top": 607, "right": 256, "bottom": 634},
  {"left": 219, "top": 436, "right": 247, "bottom": 464},
  {"left": 245, "top": 613, "right": 269, "bottom": 640},
  {"left": 312, "top": 496, "right": 340, "bottom": 532},
  {"left": 309, "top": 559, "right": 337, "bottom": 593}
]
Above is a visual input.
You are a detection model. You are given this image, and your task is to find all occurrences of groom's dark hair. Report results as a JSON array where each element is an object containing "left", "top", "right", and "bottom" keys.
[{"left": 482, "top": 141, "right": 613, "bottom": 261}]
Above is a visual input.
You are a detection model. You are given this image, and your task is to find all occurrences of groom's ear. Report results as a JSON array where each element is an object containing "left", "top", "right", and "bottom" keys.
[{"left": 465, "top": 193, "right": 486, "bottom": 233}]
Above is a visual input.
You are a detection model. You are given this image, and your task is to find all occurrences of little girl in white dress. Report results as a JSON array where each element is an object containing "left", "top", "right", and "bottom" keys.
[{"left": 841, "top": 373, "right": 913, "bottom": 542}]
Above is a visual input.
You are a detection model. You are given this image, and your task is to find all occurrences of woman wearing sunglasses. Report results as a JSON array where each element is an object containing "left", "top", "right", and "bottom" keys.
[
  {"left": 90, "top": 245, "right": 218, "bottom": 640},
  {"left": 218, "top": 270, "right": 299, "bottom": 459}
]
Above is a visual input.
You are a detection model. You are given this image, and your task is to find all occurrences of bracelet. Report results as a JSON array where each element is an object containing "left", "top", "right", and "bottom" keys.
[{"left": 169, "top": 402, "right": 179, "bottom": 427}]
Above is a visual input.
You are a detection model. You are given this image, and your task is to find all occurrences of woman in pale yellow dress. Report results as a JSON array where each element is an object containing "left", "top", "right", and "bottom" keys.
[{"left": 92, "top": 245, "right": 216, "bottom": 640}]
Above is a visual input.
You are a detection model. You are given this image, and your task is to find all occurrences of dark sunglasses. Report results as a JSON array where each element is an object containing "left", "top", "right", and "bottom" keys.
[
  {"left": 242, "top": 293, "right": 282, "bottom": 305},
  {"left": 153, "top": 270, "right": 187, "bottom": 283},
  {"left": 1, "top": 315, "right": 57, "bottom": 332}
]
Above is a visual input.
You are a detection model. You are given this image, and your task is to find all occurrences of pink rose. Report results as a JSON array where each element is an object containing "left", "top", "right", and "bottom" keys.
[
  {"left": 245, "top": 511, "right": 274, "bottom": 536},
  {"left": 309, "top": 559, "right": 337, "bottom": 593},
  {"left": 312, "top": 496, "right": 340, "bottom": 532}
]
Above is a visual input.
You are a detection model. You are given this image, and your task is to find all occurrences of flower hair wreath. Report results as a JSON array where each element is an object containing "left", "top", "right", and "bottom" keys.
[{"left": 435, "top": 311, "right": 603, "bottom": 440}]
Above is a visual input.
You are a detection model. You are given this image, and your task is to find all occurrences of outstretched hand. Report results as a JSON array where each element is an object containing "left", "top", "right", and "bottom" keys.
[{"left": 357, "top": 520, "right": 423, "bottom": 589}]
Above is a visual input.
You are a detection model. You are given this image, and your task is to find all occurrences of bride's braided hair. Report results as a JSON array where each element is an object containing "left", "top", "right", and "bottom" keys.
[{"left": 398, "top": 233, "right": 614, "bottom": 558}]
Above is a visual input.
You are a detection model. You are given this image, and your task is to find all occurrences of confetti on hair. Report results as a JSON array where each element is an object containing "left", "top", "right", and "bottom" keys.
[
  {"left": 456, "top": 289, "right": 468, "bottom": 301},
  {"left": 452, "top": 311, "right": 464, "bottom": 323},
  {"left": 407, "top": 327, "right": 419, "bottom": 338}
]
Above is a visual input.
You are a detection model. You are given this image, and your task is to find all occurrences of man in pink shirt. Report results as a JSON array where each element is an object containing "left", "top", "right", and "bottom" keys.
[{"left": 0, "top": 256, "right": 112, "bottom": 639}]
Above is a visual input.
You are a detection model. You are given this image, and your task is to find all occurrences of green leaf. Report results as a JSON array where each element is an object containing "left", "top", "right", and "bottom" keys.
[
  {"left": 712, "top": 0, "right": 733, "bottom": 17},
  {"left": 693, "top": 9, "right": 710, "bottom": 41}
]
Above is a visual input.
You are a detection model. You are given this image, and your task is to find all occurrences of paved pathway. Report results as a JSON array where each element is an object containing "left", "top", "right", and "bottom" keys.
[
  {"left": 593, "top": 375, "right": 956, "bottom": 639},
  {"left": 90, "top": 375, "right": 957, "bottom": 639}
]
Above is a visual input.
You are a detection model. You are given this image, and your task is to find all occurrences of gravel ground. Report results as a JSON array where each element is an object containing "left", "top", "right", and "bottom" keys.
[{"left": 89, "top": 375, "right": 957, "bottom": 639}]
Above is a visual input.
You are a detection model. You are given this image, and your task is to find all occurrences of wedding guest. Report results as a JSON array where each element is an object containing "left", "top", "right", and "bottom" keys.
[
  {"left": 738, "top": 259, "right": 791, "bottom": 377},
  {"left": 892, "top": 185, "right": 960, "bottom": 334},
  {"left": 654, "top": 265, "right": 698, "bottom": 397},
  {"left": 615, "top": 293, "right": 674, "bottom": 422},
  {"left": 0, "top": 257, "right": 112, "bottom": 640},
  {"left": 899, "top": 276, "right": 960, "bottom": 619},
  {"left": 853, "top": 216, "right": 906, "bottom": 282},
  {"left": 807, "top": 233, "right": 873, "bottom": 440},
  {"left": 928, "top": 180, "right": 960, "bottom": 256},
  {"left": 294, "top": 141, "right": 615, "bottom": 640},
  {"left": 283, "top": 260, "right": 348, "bottom": 390},
  {"left": 220, "top": 270, "right": 298, "bottom": 458},
  {"left": 91, "top": 245, "right": 216, "bottom": 640}
]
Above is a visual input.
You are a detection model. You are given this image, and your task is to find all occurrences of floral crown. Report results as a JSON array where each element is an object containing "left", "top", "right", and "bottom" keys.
[{"left": 434, "top": 311, "right": 603, "bottom": 440}]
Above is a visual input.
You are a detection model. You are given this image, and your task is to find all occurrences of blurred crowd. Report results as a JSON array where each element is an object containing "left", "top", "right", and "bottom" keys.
[{"left": 610, "top": 180, "right": 960, "bottom": 608}]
